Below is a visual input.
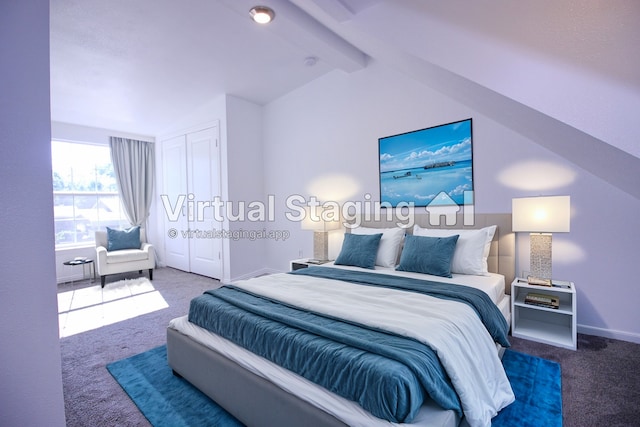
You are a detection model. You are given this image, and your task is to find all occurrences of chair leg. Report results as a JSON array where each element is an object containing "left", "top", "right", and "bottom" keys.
[
  {"left": 149, "top": 269, "right": 153, "bottom": 280},
  {"left": 101, "top": 276, "right": 106, "bottom": 288}
]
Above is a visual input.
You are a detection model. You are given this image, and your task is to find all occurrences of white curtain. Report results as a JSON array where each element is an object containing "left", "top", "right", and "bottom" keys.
[{"left": 109, "top": 137, "right": 155, "bottom": 227}]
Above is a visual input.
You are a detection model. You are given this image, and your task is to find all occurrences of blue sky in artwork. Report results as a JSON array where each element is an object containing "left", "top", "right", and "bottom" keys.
[
  {"left": 378, "top": 119, "right": 473, "bottom": 206},
  {"left": 379, "top": 119, "right": 472, "bottom": 173}
]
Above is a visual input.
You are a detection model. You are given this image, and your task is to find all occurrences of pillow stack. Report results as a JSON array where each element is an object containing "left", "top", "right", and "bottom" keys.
[
  {"left": 413, "top": 225, "right": 496, "bottom": 276},
  {"left": 332, "top": 224, "right": 496, "bottom": 278}
]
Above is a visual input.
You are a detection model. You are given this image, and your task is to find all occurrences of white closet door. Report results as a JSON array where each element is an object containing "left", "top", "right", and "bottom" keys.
[
  {"left": 161, "top": 134, "right": 191, "bottom": 272},
  {"left": 186, "top": 126, "right": 223, "bottom": 279}
]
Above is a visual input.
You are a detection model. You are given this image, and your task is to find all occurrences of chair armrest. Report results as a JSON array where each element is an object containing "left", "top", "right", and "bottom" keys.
[
  {"left": 96, "top": 246, "right": 108, "bottom": 269},
  {"left": 141, "top": 243, "right": 156, "bottom": 263}
]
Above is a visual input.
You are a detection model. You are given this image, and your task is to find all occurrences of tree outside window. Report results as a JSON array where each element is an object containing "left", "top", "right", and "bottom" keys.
[{"left": 52, "top": 141, "right": 130, "bottom": 247}]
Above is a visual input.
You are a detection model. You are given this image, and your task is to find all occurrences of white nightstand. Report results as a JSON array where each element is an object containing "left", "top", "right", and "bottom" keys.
[
  {"left": 289, "top": 259, "right": 331, "bottom": 271},
  {"left": 511, "top": 278, "right": 577, "bottom": 350}
]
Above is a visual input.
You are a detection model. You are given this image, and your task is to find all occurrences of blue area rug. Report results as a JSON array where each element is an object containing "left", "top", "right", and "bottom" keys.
[
  {"left": 107, "top": 346, "right": 561, "bottom": 427},
  {"left": 493, "top": 349, "right": 562, "bottom": 427},
  {"left": 107, "top": 345, "right": 242, "bottom": 427}
]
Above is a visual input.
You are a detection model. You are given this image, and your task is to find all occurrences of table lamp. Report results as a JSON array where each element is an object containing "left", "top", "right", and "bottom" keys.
[
  {"left": 301, "top": 207, "right": 341, "bottom": 262},
  {"left": 512, "top": 195, "right": 570, "bottom": 280}
]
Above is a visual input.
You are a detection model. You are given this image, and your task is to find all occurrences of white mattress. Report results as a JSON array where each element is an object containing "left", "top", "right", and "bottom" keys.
[{"left": 169, "top": 267, "right": 511, "bottom": 427}]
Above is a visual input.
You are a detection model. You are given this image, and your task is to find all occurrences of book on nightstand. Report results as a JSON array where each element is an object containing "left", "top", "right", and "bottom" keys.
[
  {"left": 551, "top": 279, "right": 572, "bottom": 289},
  {"left": 527, "top": 275, "right": 552, "bottom": 287},
  {"left": 525, "top": 292, "right": 560, "bottom": 309}
]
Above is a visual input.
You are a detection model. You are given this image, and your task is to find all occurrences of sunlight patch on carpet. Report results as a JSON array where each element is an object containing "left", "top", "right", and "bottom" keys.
[{"left": 59, "top": 278, "right": 168, "bottom": 337}]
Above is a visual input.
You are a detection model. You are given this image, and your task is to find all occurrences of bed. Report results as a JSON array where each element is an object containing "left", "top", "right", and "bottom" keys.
[{"left": 167, "top": 213, "right": 516, "bottom": 427}]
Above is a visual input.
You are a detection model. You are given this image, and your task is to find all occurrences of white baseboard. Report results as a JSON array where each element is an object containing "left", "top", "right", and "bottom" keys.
[
  {"left": 578, "top": 323, "right": 640, "bottom": 345},
  {"left": 57, "top": 272, "right": 88, "bottom": 284},
  {"left": 230, "top": 267, "right": 282, "bottom": 282}
]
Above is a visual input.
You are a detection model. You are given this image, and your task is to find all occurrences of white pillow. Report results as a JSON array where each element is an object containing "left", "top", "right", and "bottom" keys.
[
  {"left": 351, "top": 227, "right": 405, "bottom": 268},
  {"left": 412, "top": 225, "right": 496, "bottom": 275}
]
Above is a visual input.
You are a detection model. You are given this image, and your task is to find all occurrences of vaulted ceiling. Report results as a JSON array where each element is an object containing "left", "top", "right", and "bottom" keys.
[{"left": 50, "top": 0, "right": 640, "bottom": 199}]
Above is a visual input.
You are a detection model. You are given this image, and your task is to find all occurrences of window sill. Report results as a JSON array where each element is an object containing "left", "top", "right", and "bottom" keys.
[{"left": 55, "top": 244, "right": 95, "bottom": 252}]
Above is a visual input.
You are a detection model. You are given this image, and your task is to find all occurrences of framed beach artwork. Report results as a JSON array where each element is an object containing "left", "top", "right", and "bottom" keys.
[{"left": 378, "top": 118, "right": 473, "bottom": 208}]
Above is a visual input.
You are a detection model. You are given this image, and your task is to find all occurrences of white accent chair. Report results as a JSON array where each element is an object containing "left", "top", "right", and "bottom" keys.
[{"left": 95, "top": 229, "right": 155, "bottom": 288}]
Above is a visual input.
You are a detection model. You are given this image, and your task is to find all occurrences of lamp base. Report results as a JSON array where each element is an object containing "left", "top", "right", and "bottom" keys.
[
  {"left": 313, "top": 231, "right": 329, "bottom": 262},
  {"left": 530, "top": 233, "right": 552, "bottom": 279}
]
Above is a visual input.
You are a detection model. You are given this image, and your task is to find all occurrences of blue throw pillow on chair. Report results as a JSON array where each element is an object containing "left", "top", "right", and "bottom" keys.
[{"left": 107, "top": 226, "right": 141, "bottom": 251}]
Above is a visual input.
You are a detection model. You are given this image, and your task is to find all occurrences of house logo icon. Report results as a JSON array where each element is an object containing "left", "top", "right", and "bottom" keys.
[
  {"left": 425, "top": 190, "right": 475, "bottom": 226},
  {"left": 426, "top": 191, "right": 459, "bottom": 225}
]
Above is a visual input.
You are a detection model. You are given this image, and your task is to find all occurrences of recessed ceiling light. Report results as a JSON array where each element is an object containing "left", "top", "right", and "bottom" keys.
[{"left": 250, "top": 6, "right": 275, "bottom": 24}]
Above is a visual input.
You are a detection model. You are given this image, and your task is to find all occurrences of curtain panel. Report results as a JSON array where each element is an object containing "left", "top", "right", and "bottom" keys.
[{"left": 109, "top": 137, "right": 155, "bottom": 227}]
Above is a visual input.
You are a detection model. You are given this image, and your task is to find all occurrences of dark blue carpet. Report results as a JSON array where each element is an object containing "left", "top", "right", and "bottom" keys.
[{"left": 107, "top": 346, "right": 561, "bottom": 427}]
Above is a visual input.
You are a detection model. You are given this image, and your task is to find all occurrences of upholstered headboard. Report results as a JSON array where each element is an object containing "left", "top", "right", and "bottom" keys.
[{"left": 350, "top": 213, "right": 515, "bottom": 294}]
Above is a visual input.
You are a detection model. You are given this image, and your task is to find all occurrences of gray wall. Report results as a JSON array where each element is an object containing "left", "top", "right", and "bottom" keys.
[{"left": 0, "top": 1, "right": 66, "bottom": 425}]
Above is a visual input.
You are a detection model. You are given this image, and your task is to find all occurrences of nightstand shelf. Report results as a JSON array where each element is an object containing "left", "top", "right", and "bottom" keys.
[{"left": 511, "top": 279, "right": 577, "bottom": 350}]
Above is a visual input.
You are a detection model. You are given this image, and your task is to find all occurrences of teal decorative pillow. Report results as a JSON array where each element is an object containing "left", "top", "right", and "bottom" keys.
[
  {"left": 107, "top": 226, "right": 141, "bottom": 251},
  {"left": 396, "top": 234, "right": 459, "bottom": 277},
  {"left": 334, "top": 233, "right": 383, "bottom": 269}
]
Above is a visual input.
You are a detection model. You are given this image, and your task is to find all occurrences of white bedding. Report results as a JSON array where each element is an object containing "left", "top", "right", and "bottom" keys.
[
  {"left": 319, "top": 262, "right": 507, "bottom": 305},
  {"left": 169, "top": 267, "right": 514, "bottom": 427}
]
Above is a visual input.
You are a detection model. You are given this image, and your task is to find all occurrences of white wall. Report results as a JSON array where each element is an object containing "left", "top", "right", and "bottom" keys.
[
  {"left": 357, "top": 0, "right": 640, "bottom": 160},
  {"left": 0, "top": 1, "right": 66, "bottom": 425},
  {"left": 51, "top": 121, "right": 154, "bottom": 145},
  {"left": 224, "top": 96, "right": 269, "bottom": 280},
  {"left": 262, "top": 61, "right": 640, "bottom": 343}
]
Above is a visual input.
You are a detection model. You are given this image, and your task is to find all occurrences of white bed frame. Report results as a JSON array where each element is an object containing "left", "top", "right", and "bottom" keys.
[{"left": 167, "top": 213, "right": 514, "bottom": 427}]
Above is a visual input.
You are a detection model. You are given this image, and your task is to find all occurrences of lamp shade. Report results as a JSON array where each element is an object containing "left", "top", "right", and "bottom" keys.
[{"left": 512, "top": 196, "right": 570, "bottom": 233}]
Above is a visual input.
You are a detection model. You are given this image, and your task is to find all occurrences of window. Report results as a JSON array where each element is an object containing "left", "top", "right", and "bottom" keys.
[{"left": 52, "top": 141, "right": 130, "bottom": 247}]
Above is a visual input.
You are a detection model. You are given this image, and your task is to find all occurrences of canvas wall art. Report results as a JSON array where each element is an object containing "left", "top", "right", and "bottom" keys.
[{"left": 378, "top": 118, "right": 473, "bottom": 208}]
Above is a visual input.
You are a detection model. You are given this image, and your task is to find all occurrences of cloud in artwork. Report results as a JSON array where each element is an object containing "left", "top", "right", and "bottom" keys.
[{"left": 380, "top": 138, "right": 471, "bottom": 173}]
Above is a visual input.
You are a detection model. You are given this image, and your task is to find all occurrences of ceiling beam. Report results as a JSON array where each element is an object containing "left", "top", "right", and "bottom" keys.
[{"left": 218, "top": 0, "right": 367, "bottom": 72}]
